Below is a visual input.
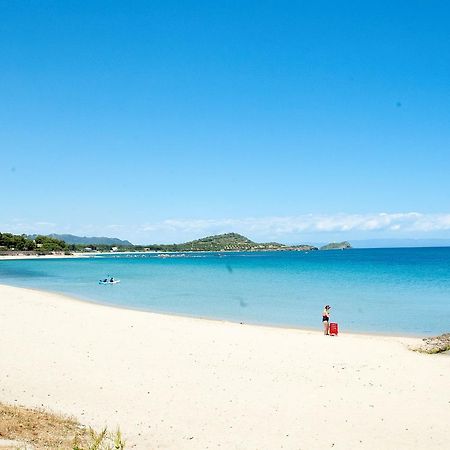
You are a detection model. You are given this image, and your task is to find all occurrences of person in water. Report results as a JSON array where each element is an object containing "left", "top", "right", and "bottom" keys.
[
  {"left": 110, "top": 277, "right": 114, "bottom": 282},
  {"left": 322, "top": 305, "right": 331, "bottom": 335}
]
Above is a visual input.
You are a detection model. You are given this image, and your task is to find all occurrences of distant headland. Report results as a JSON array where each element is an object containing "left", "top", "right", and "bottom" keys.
[{"left": 0, "top": 232, "right": 352, "bottom": 255}]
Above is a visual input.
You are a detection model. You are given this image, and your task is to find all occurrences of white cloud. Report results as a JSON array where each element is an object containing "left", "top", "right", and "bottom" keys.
[
  {"left": 35, "top": 221, "right": 57, "bottom": 227},
  {"left": 137, "top": 213, "right": 450, "bottom": 238},
  {"left": 3, "top": 213, "right": 450, "bottom": 244},
  {"left": 0, "top": 220, "right": 57, "bottom": 234}
]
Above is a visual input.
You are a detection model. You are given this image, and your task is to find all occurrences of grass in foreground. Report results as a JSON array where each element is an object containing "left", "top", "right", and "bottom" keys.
[{"left": 0, "top": 403, "right": 125, "bottom": 450}]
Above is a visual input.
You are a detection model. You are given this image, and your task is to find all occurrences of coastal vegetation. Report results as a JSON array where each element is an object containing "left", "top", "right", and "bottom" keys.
[
  {"left": 0, "top": 232, "right": 352, "bottom": 254},
  {"left": 0, "top": 233, "right": 72, "bottom": 253},
  {"left": 0, "top": 402, "right": 125, "bottom": 449}
]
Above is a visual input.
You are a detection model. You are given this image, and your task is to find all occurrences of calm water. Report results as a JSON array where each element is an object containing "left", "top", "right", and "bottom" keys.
[{"left": 1, "top": 248, "right": 449, "bottom": 335}]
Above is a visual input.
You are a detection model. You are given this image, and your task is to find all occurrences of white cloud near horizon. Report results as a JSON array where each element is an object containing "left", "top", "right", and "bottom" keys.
[
  {"left": 138, "top": 213, "right": 450, "bottom": 240},
  {"left": 3, "top": 213, "right": 450, "bottom": 243}
]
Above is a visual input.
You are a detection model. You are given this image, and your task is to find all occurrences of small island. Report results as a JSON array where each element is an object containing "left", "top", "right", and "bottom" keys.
[{"left": 319, "top": 241, "right": 352, "bottom": 251}]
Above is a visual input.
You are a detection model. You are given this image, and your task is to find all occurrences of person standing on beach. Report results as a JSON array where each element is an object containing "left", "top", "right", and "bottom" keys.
[{"left": 322, "top": 305, "right": 331, "bottom": 335}]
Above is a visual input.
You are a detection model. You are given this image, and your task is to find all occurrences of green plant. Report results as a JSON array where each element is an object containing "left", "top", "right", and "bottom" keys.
[{"left": 73, "top": 427, "right": 126, "bottom": 450}]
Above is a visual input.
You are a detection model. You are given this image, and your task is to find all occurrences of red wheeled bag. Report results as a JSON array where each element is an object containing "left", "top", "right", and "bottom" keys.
[{"left": 329, "top": 322, "right": 339, "bottom": 336}]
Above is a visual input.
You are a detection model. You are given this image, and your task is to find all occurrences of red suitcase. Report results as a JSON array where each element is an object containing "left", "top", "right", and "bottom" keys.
[{"left": 329, "top": 322, "right": 339, "bottom": 336}]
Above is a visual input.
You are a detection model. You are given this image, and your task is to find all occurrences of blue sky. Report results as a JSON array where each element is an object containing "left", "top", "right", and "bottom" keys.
[{"left": 1, "top": 1, "right": 450, "bottom": 244}]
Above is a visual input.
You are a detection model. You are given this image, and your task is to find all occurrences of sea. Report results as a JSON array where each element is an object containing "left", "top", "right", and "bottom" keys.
[{"left": 1, "top": 248, "right": 449, "bottom": 336}]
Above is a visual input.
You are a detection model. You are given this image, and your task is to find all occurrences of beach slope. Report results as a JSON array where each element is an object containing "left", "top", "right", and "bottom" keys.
[{"left": 0, "top": 284, "right": 448, "bottom": 449}]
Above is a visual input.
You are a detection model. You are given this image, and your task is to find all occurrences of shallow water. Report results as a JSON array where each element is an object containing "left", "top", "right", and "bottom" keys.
[{"left": 1, "top": 248, "right": 449, "bottom": 335}]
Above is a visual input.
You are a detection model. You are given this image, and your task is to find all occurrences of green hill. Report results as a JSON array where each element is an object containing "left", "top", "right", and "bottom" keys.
[
  {"left": 183, "top": 233, "right": 256, "bottom": 250},
  {"left": 145, "top": 233, "right": 318, "bottom": 252}
]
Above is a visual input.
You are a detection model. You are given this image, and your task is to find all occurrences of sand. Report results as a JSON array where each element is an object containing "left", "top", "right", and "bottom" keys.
[
  {"left": 0, "top": 252, "right": 158, "bottom": 261},
  {"left": 0, "top": 253, "right": 100, "bottom": 260},
  {"left": 0, "top": 284, "right": 448, "bottom": 449}
]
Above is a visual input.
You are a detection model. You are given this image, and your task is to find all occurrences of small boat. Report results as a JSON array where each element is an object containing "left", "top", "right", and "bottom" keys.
[{"left": 99, "top": 279, "right": 121, "bottom": 285}]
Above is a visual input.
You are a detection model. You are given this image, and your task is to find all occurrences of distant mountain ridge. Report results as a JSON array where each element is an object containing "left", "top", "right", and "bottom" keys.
[{"left": 28, "top": 234, "right": 133, "bottom": 246}]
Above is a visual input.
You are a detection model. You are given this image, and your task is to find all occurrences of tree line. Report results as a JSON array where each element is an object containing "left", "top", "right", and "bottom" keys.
[{"left": 0, "top": 233, "right": 72, "bottom": 253}]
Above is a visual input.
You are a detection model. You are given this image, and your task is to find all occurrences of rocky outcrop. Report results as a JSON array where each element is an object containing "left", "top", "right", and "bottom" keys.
[
  {"left": 320, "top": 241, "right": 352, "bottom": 251},
  {"left": 411, "top": 333, "right": 450, "bottom": 354}
]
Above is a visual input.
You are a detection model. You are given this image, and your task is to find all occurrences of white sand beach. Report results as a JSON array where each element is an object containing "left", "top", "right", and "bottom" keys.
[
  {"left": 0, "top": 253, "right": 104, "bottom": 260},
  {"left": 0, "top": 284, "right": 448, "bottom": 449}
]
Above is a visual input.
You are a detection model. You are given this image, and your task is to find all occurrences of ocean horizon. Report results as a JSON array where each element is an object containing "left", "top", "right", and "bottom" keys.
[{"left": 1, "top": 247, "right": 449, "bottom": 336}]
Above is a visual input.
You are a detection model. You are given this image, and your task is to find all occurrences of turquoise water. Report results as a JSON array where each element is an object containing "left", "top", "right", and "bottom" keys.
[{"left": 1, "top": 248, "right": 449, "bottom": 335}]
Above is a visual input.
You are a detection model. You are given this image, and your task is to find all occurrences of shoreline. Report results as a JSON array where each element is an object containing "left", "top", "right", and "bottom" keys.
[
  {"left": 0, "top": 282, "right": 428, "bottom": 339},
  {"left": 0, "top": 250, "right": 245, "bottom": 261},
  {"left": 1, "top": 283, "right": 449, "bottom": 449},
  {"left": 0, "top": 252, "right": 93, "bottom": 260}
]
